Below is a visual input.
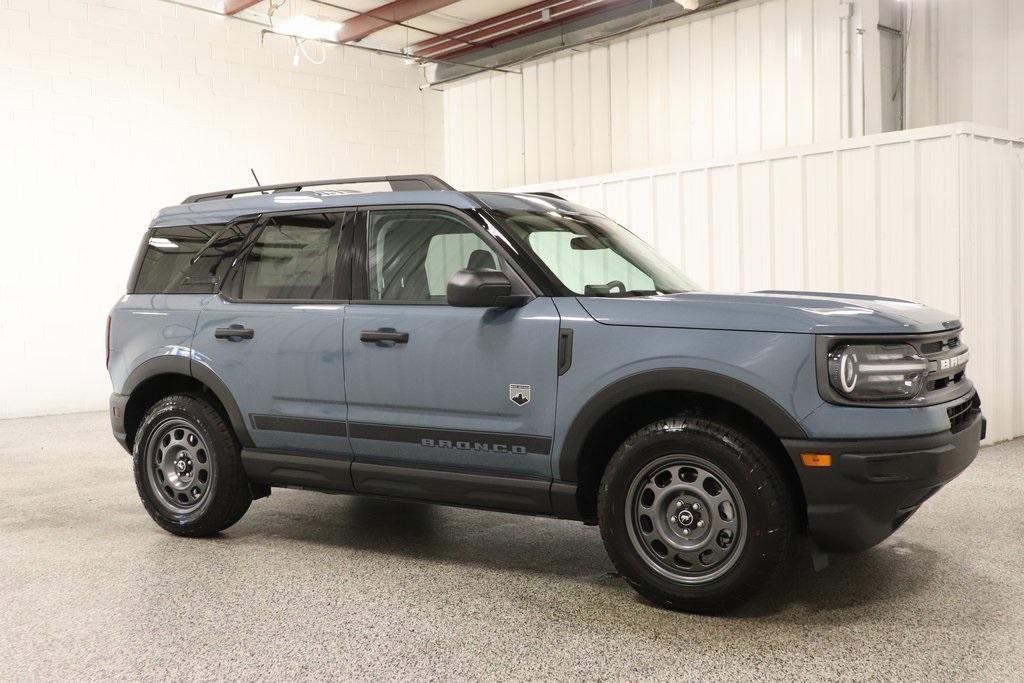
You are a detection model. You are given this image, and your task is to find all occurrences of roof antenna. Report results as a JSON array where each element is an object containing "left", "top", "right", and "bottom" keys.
[{"left": 250, "top": 168, "right": 262, "bottom": 187}]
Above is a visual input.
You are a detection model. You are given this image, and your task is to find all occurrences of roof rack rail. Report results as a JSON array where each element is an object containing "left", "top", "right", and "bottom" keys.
[
  {"left": 182, "top": 174, "right": 455, "bottom": 204},
  {"left": 526, "top": 191, "right": 566, "bottom": 200}
]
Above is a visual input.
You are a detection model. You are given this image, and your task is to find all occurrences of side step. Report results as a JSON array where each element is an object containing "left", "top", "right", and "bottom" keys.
[
  {"left": 241, "top": 449, "right": 354, "bottom": 492},
  {"left": 240, "top": 449, "right": 579, "bottom": 519},
  {"left": 351, "top": 461, "right": 550, "bottom": 514}
]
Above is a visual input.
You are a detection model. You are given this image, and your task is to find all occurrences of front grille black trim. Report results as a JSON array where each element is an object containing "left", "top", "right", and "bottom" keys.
[{"left": 948, "top": 393, "right": 981, "bottom": 434}]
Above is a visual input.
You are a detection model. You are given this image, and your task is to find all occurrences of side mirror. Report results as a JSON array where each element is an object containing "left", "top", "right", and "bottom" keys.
[{"left": 446, "top": 269, "right": 528, "bottom": 308}]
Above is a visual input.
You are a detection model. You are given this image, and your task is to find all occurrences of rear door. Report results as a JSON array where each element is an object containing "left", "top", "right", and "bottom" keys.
[
  {"left": 192, "top": 210, "right": 352, "bottom": 456},
  {"left": 342, "top": 206, "right": 561, "bottom": 482}
]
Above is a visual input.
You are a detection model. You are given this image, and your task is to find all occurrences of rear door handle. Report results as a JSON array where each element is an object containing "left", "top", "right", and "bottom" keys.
[
  {"left": 215, "top": 325, "right": 254, "bottom": 341},
  {"left": 360, "top": 329, "right": 409, "bottom": 344}
]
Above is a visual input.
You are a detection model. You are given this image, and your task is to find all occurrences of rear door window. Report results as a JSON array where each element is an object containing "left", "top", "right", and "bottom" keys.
[
  {"left": 238, "top": 214, "right": 342, "bottom": 301},
  {"left": 134, "top": 224, "right": 251, "bottom": 294}
]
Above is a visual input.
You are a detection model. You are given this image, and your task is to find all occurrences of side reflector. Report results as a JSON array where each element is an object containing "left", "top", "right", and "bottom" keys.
[{"left": 801, "top": 453, "right": 832, "bottom": 468}]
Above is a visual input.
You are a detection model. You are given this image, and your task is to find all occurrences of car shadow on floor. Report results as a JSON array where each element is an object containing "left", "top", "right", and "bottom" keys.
[
  {"left": 235, "top": 494, "right": 614, "bottom": 580},
  {"left": 733, "top": 537, "right": 946, "bottom": 620},
  {"left": 223, "top": 492, "right": 956, "bottom": 619}
]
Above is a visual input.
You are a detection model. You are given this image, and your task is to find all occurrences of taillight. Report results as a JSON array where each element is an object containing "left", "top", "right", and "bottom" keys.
[{"left": 105, "top": 315, "right": 112, "bottom": 367}]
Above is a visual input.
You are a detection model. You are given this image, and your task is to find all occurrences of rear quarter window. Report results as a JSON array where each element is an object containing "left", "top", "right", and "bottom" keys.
[{"left": 132, "top": 224, "right": 250, "bottom": 294}]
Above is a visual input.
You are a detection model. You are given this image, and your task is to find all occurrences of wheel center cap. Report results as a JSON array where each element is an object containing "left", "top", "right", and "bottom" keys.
[
  {"left": 677, "top": 509, "right": 695, "bottom": 526},
  {"left": 175, "top": 456, "right": 192, "bottom": 475}
]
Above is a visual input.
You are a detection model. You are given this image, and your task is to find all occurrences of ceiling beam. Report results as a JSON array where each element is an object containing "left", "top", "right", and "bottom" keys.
[
  {"left": 426, "top": 0, "right": 716, "bottom": 85},
  {"left": 335, "top": 0, "right": 461, "bottom": 43},
  {"left": 409, "top": 0, "right": 628, "bottom": 61},
  {"left": 220, "top": 0, "right": 263, "bottom": 15}
]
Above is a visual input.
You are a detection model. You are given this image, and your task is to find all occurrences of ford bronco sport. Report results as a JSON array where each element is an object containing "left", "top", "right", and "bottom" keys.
[{"left": 108, "top": 174, "right": 984, "bottom": 612}]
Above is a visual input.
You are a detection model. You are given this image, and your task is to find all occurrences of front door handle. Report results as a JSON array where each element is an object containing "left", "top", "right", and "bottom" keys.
[
  {"left": 360, "top": 329, "right": 409, "bottom": 344},
  {"left": 215, "top": 325, "right": 255, "bottom": 341}
]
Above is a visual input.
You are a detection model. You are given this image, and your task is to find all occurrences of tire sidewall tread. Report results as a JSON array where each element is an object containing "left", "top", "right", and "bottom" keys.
[
  {"left": 133, "top": 393, "right": 252, "bottom": 537},
  {"left": 598, "top": 414, "right": 795, "bottom": 613}
]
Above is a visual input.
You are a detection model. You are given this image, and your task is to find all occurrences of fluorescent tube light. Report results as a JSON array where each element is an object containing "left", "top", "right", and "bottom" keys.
[{"left": 273, "top": 14, "right": 343, "bottom": 42}]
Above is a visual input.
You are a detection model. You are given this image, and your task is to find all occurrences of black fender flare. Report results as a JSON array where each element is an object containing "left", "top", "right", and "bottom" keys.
[
  {"left": 122, "top": 355, "right": 254, "bottom": 448},
  {"left": 557, "top": 368, "right": 808, "bottom": 482}
]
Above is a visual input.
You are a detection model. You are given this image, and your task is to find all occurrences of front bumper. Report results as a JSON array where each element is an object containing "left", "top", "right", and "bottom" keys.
[
  {"left": 783, "top": 400, "right": 984, "bottom": 552},
  {"left": 110, "top": 392, "right": 130, "bottom": 453}
]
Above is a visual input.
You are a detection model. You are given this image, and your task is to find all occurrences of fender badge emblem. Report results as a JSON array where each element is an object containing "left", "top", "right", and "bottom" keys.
[{"left": 509, "top": 384, "right": 531, "bottom": 406}]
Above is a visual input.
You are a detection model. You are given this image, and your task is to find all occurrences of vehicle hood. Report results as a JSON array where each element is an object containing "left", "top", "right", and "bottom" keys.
[{"left": 577, "top": 291, "right": 960, "bottom": 335}]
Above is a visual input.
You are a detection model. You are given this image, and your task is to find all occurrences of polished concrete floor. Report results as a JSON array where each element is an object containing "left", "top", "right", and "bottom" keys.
[{"left": 1, "top": 411, "right": 1021, "bottom": 681}]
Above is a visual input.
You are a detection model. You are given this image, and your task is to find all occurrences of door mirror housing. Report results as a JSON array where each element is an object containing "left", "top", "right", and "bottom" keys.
[{"left": 446, "top": 269, "right": 528, "bottom": 308}]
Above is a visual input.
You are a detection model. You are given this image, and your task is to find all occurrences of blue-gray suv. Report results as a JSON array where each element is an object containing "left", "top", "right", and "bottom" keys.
[{"left": 107, "top": 174, "right": 984, "bottom": 612}]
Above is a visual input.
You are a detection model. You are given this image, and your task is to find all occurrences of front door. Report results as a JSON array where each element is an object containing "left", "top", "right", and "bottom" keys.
[
  {"left": 192, "top": 210, "right": 351, "bottom": 455},
  {"left": 343, "top": 207, "right": 560, "bottom": 480}
]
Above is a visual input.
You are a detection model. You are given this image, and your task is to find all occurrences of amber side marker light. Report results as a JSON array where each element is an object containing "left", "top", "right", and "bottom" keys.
[{"left": 801, "top": 453, "right": 833, "bottom": 468}]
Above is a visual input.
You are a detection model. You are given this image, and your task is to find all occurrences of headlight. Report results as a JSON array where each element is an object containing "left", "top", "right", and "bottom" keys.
[{"left": 827, "top": 343, "right": 929, "bottom": 401}]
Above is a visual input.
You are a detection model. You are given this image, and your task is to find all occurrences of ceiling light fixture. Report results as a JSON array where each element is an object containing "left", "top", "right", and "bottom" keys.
[
  {"left": 674, "top": 0, "right": 700, "bottom": 10},
  {"left": 273, "top": 14, "right": 344, "bottom": 42}
]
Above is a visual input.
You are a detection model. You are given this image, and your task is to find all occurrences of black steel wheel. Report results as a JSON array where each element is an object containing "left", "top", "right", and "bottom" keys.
[
  {"left": 133, "top": 394, "right": 252, "bottom": 537},
  {"left": 145, "top": 418, "right": 215, "bottom": 516},
  {"left": 625, "top": 455, "right": 746, "bottom": 585},
  {"left": 598, "top": 415, "right": 795, "bottom": 613}
]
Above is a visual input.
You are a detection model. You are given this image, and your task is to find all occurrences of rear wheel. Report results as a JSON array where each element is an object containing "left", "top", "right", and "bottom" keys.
[
  {"left": 133, "top": 394, "right": 252, "bottom": 536},
  {"left": 598, "top": 415, "right": 795, "bottom": 613}
]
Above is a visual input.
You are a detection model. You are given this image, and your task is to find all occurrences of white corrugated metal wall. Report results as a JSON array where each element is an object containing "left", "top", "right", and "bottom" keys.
[
  {"left": 443, "top": 0, "right": 865, "bottom": 188},
  {"left": 512, "top": 124, "right": 1024, "bottom": 443},
  {"left": 908, "top": 0, "right": 1024, "bottom": 136}
]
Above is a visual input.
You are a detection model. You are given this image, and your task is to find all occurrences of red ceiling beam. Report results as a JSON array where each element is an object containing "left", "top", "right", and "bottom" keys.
[
  {"left": 220, "top": 0, "right": 263, "bottom": 15},
  {"left": 408, "top": 0, "right": 632, "bottom": 61},
  {"left": 335, "top": 0, "right": 462, "bottom": 43}
]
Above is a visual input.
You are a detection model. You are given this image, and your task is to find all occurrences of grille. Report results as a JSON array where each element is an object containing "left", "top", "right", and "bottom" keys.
[
  {"left": 947, "top": 393, "right": 980, "bottom": 433},
  {"left": 920, "top": 336, "right": 960, "bottom": 355},
  {"left": 910, "top": 331, "right": 970, "bottom": 402}
]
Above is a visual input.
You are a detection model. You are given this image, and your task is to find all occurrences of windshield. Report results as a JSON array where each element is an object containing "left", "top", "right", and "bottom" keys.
[{"left": 488, "top": 203, "right": 699, "bottom": 297}]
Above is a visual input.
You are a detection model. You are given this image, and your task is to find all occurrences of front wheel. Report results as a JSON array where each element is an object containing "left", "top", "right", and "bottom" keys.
[
  {"left": 133, "top": 394, "right": 252, "bottom": 537},
  {"left": 598, "top": 416, "right": 795, "bottom": 613}
]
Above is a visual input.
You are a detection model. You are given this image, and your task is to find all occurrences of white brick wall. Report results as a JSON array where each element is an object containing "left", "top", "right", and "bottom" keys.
[{"left": 0, "top": 0, "right": 445, "bottom": 419}]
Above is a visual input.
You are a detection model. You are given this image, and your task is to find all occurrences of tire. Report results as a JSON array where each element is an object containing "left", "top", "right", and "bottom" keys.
[
  {"left": 132, "top": 393, "right": 252, "bottom": 537},
  {"left": 598, "top": 415, "right": 795, "bottom": 613}
]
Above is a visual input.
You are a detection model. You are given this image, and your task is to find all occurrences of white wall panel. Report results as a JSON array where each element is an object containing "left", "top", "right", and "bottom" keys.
[
  {"left": 506, "top": 71, "right": 525, "bottom": 187},
  {"left": 908, "top": 0, "right": 1024, "bottom": 137},
  {"left": 760, "top": 0, "right": 789, "bottom": 150},
  {"left": 571, "top": 52, "right": 592, "bottom": 178},
  {"left": 627, "top": 36, "right": 650, "bottom": 169},
  {"left": 786, "top": 0, "right": 815, "bottom": 147},
  {"left": 513, "top": 123, "right": 1024, "bottom": 443},
  {"left": 804, "top": 152, "right": 839, "bottom": 291},
  {"left": 736, "top": 5, "right": 763, "bottom": 154},
  {"left": 771, "top": 156, "right": 806, "bottom": 290},
  {"left": 689, "top": 18, "right": 715, "bottom": 161},
  {"left": 712, "top": 13, "right": 738, "bottom": 158},
  {"left": 839, "top": 146, "right": 876, "bottom": 293},
  {"left": 588, "top": 46, "right": 612, "bottom": 176},
  {"left": 710, "top": 166, "right": 741, "bottom": 290},
  {"left": 646, "top": 30, "right": 671, "bottom": 167},
  {"left": 0, "top": 0, "right": 443, "bottom": 419},
  {"left": 553, "top": 55, "right": 574, "bottom": 181},
  {"left": 522, "top": 63, "right": 539, "bottom": 184},
  {"left": 536, "top": 59, "right": 556, "bottom": 182},
  {"left": 681, "top": 170, "right": 712, "bottom": 288},
  {"left": 812, "top": 0, "right": 842, "bottom": 142},
  {"left": 445, "top": 0, "right": 854, "bottom": 188},
  {"left": 739, "top": 162, "right": 772, "bottom": 290},
  {"left": 653, "top": 173, "right": 683, "bottom": 267},
  {"left": 667, "top": 25, "right": 693, "bottom": 164}
]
